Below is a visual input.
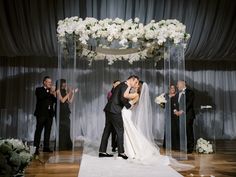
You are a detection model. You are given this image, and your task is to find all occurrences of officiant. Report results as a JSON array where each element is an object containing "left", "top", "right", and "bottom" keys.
[{"left": 174, "top": 80, "right": 195, "bottom": 153}]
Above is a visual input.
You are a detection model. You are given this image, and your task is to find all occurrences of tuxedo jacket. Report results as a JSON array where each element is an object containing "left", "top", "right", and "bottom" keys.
[
  {"left": 175, "top": 88, "right": 195, "bottom": 120},
  {"left": 104, "top": 82, "right": 131, "bottom": 114},
  {"left": 34, "top": 87, "right": 56, "bottom": 117}
]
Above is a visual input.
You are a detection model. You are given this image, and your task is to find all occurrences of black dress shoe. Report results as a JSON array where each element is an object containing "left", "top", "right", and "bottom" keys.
[
  {"left": 118, "top": 153, "right": 128, "bottom": 160},
  {"left": 99, "top": 152, "right": 114, "bottom": 157},
  {"left": 43, "top": 148, "right": 53, "bottom": 153}
]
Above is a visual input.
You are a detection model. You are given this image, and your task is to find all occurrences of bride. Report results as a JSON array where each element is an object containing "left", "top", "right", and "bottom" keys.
[
  {"left": 122, "top": 81, "right": 194, "bottom": 172},
  {"left": 122, "top": 81, "right": 169, "bottom": 164}
]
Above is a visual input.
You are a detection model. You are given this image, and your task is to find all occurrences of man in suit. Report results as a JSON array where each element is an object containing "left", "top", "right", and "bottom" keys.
[
  {"left": 99, "top": 75, "right": 139, "bottom": 159},
  {"left": 33, "top": 76, "right": 56, "bottom": 155},
  {"left": 174, "top": 80, "right": 195, "bottom": 153},
  {"left": 107, "top": 80, "right": 121, "bottom": 152}
]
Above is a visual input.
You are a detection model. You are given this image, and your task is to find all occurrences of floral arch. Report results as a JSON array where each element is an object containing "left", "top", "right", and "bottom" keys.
[{"left": 56, "top": 17, "right": 189, "bottom": 159}]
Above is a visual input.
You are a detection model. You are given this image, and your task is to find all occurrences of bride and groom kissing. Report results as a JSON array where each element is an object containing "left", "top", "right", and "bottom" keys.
[{"left": 99, "top": 75, "right": 164, "bottom": 162}]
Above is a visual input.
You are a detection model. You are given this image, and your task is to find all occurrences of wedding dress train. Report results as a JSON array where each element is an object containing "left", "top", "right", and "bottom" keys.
[{"left": 122, "top": 107, "right": 169, "bottom": 165}]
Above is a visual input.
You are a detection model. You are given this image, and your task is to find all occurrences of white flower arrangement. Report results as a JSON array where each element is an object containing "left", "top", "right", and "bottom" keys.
[
  {"left": 155, "top": 93, "right": 167, "bottom": 108},
  {"left": 57, "top": 17, "right": 190, "bottom": 64},
  {"left": 155, "top": 93, "right": 167, "bottom": 104},
  {"left": 0, "top": 138, "right": 34, "bottom": 176},
  {"left": 196, "top": 138, "right": 213, "bottom": 154}
]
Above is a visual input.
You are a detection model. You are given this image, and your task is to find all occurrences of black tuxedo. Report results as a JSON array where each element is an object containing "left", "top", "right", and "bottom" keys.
[
  {"left": 104, "top": 82, "right": 132, "bottom": 114},
  {"left": 175, "top": 87, "right": 195, "bottom": 152},
  {"left": 100, "top": 82, "right": 131, "bottom": 153},
  {"left": 33, "top": 87, "right": 56, "bottom": 150}
]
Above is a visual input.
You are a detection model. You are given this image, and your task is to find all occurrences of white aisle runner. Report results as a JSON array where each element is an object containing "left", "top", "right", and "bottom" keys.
[{"left": 78, "top": 154, "right": 183, "bottom": 177}]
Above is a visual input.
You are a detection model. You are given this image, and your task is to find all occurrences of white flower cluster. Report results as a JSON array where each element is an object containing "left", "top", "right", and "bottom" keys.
[
  {"left": 196, "top": 138, "right": 213, "bottom": 154},
  {"left": 155, "top": 93, "right": 167, "bottom": 105},
  {"left": 144, "top": 19, "right": 190, "bottom": 45},
  {"left": 81, "top": 47, "right": 149, "bottom": 65},
  {"left": 57, "top": 17, "right": 190, "bottom": 64},
  {"left": 4, "top": 138, "right": 30, "bottom": 151},
  {"left": 0, "top": 138, "right": 33, "bottom": 174},
  {"left": 57, "top": 17, "right": 190, "bottom": 47}
]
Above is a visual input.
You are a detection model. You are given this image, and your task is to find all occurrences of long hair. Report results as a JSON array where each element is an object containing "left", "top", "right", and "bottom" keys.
[
  {"left": 56, "top": 79, "right": 66, "bottom": 90},
  {"left": 137, "top": 81, "right": 144, "bottom": 95}
]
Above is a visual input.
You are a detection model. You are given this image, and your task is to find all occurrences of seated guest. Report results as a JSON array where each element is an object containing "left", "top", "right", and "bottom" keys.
[{"left": 33, "top": 76, "right": 56, "bottom": 155}]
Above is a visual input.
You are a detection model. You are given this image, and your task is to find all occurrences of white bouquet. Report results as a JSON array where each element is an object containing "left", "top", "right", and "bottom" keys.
[
  {"left": 196, "top": 138, "right": 213, "bottom": 154},
  {"left": 155, "top": 93, "right": 167, "bottom": 108}
]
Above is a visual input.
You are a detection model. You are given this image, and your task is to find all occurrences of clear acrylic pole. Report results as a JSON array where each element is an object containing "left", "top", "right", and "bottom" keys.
[
  {"left": 56, "top": 37, "right": 77, "bottom": 152},
  {"left": 164, "top": 41, "right": 187, "bottom": 160}
]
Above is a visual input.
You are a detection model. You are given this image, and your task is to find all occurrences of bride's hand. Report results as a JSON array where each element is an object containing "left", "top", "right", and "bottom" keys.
[{"left": 129, "top": 94, "right": 139, "bottom": 105}]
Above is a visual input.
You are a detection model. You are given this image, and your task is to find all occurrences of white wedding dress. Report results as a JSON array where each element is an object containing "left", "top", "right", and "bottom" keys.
[
  {"left": 78, "top": 83, "right": 193, "bottom": 177},
  {"left": 122, "top": 82, "right": 169, "bottom": 165},
  {"left": 122, "top": 107, "right": 169, "bottom": 165},
  {"left": 121, "top": 83, "right": 193, "bottom": 170}
]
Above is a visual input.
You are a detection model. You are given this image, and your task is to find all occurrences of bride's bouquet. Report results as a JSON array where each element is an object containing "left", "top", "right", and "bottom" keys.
[
  {"left": 155, "top": 93, "right": 167, "bottom": 108},
  {"left": 196, "top": 138, "right": 213, "bottom": 154}
]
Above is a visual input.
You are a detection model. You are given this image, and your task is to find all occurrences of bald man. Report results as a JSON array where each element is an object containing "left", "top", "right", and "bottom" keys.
[{"left": 174, "top": 80, "right": 195, "bottom": 153}]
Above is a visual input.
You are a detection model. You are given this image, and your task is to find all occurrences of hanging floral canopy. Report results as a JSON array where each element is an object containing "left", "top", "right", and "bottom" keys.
[{"left": 57, "top": 17, "right": 190, "bottom": 64}]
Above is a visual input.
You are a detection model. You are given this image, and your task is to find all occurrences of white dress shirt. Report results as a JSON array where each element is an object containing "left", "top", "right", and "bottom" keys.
[{"left": 178, "top": 87, "right": 186, "bottom": 102}]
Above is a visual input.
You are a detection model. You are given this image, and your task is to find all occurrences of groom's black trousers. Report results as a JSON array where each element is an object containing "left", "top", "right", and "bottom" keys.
[{"left": 99, "top": 111, "right": 124, "bottom": 153}]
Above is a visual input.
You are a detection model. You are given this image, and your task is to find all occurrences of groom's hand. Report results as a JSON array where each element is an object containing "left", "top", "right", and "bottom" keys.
[{"left": 126, "top": 80, "right": 131, "bottom": 87}]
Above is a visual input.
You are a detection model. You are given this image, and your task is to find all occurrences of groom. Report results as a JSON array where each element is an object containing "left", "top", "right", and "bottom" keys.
[{"left": 99, "top": 75, "right": 139, "bottom": 159}]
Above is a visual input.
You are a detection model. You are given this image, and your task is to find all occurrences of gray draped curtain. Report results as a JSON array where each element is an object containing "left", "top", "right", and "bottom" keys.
[
  {"left": 0, "top": 0, "right": 235, "bottom": 59},
  {"left": 0, "top": 57, "right": 236, "bottom": 141}
]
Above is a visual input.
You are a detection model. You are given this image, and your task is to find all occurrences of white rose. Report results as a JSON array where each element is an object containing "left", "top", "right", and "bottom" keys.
[
  {"left": 134, "top": 17, "right": 140, "bottom": 23},
  {"left": 107, "top": 36, "right": 113, "bottom": 42},
  {"left": 132, "top": 37, "right": 138, "bottom": 43},
  {"left": 199, "top": 147, "right": 203, "bottom": 153},
  {"left": 119, "top": 38, "right": 128, "bottom": 46}
]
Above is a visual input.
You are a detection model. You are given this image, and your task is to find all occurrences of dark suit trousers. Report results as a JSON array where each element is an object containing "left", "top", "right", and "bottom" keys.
[
  {"left": 111, "top": 127, "right": 117, "bottom": 149},
  {"left": 34, "top": 116, "right": 53, "bottom": 149},
  {"left": 99, "top": 111, "right": 124, "bottom": 153},
  {"left": 186, "top": 118, "right": 194, "bottom": 151}
]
